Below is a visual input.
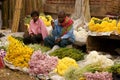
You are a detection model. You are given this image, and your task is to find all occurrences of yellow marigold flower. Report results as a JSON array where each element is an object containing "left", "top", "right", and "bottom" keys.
[
  {"left": 103, "top": 17, "right": 110, "bottom": 21},
  {"left": 56, "top": 57, "right": 78, "bottom": 76},
  {"left": 5, "top": 36, "right": 34, "bottom": 68},
  {"left": 89, "top": 17, "right": 117, "bottom": 32}
]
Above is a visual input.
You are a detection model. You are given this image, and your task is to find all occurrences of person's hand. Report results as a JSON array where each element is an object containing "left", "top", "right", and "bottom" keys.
[
  {"left": 51, "top": 20, "right": 55, "bottom": 29},
  {"left": 55, "top": 37, "right": 61, "bottom": 43}
]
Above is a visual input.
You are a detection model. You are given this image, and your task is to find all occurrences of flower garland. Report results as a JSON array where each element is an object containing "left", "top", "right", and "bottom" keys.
[{"left": 5, "top": 36, "right": 34, "bottom": 68}]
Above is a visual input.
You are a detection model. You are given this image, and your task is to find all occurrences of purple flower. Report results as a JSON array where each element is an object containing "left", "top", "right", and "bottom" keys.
[{"left": 0, "top": 49, "right": 6, "bottom": 58}]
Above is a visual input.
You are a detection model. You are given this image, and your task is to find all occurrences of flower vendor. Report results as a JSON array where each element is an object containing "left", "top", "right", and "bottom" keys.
[
  {"left": 23, "top": 11, "right": 48, "bottom": 44},
  {"left": 44, "top": 10, "right": 75, "bottom": 48}
]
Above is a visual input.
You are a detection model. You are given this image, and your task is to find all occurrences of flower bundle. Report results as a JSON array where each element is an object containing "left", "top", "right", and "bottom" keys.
[
  {"left": 5, "top": 36, "right": 34, "bottom": 68},
  {"left": 88, "top": 17, "right": 117, "bottom": 32},
  {"left": 84, "top": 51, "right": 114, "bottom": 69},
  {"left": 29, "top": 50, "right": 58, "bottom": 75},
  {"left": 64, "top": 63, "right": 104, "bottom": 80},
  {"left": 50, "top": 48, "right": 84, "bottom": 61},
  {"left": 56, "top": 57, "right": 78, "bottom": 76},
  {"left": 84, "top": 72, "right": 112, "bottom": 80}
]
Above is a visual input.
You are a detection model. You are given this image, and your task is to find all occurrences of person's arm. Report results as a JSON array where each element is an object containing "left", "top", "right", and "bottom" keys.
[
  {"left": 28, "top": 21, "right": 34, "bottom": 36},
  {"left": 52, "top": 20, "right": 61, "bottom": 39},
  {"left": 39, "top": 18, "right": 48, "bottom": 39}
]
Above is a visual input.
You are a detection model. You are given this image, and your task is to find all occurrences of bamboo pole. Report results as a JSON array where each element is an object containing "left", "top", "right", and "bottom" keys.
[
  {"left": 29, "top": 0, "right": 32, "bottom": 13},
  {"left": 22, "top": 0, "right": 25, "bottom": 17},
  {"left": 19, "top": 0, "right": 25, "bottom": 32},
  {"left": 9, "top": 0, "right": 12, "bottom": 20},
  {"left": 8, "top": 0, "right": 15, "bottom": 28},
  {"left": 37, "top": 0, "right": 40, "bottom": 11},
  {"left": 39, "top": 0, "right": 43, "bottom": 12},
  {"left": 11, "top": 0, "right": 23, "bottom": 32},
  {"left": 33, "top": 0, "right": 37, "bottom": 11},
  {"left": 2, "top": 0, "right": 45, "bottom": 30},
  {"left": 2, "top": 0, "right": 9, "bottom": 28}
]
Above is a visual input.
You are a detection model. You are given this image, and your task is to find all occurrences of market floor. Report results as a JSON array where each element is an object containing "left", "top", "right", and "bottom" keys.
[{"left": 0, "top": 67, "right": 34, "bottom": 80}]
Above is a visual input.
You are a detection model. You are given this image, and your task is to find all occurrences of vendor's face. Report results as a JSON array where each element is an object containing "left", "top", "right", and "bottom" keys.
[
  {"left": 32, "top": 15, "right": 39, "bottom": 22},
  {"left": 58, "top": 14, "right": 65, "bottom": 23}
]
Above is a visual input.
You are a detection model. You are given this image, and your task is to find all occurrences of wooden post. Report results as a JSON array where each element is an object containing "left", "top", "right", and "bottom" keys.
[
  {"left": 11, "top": 0, "right": 22, "bottom": 32},
  {"left": 2, "top": 0, "right": 9, "bottom": 29}
]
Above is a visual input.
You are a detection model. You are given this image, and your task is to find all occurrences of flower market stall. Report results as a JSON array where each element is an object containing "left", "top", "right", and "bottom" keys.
[
  {"left": 0, "top": 31, "right": 119, "bottom": 80},
  {"left": 1, "top": 0, "right": 120, "bottom": 80}
]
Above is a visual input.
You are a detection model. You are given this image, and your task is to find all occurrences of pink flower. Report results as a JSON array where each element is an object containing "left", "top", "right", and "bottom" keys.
[{"left": 29, "top": 50, "right": 58, "bottom": 75}]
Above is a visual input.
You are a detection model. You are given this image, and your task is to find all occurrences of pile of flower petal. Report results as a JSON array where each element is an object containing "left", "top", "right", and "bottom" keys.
[
  {"left": 5, "top": 36, "right": 34, "bottom": 68},
  {"left": 84, "top": 72, "right": 112, "bottom": 80},
  {"left": 89, "top": 17, "right": 117, "bottom": 32},
  {"left": 56, "top": 57, "right": 79, "bottom": 76},
  {"left": 50, "top": 48, "right": 84, "bottom": 61},
  {"left": 29, "top": 50, "right": 58, "bottom": 75},
  {"left": 83, "top": 51, "right": 114, "bottom": 68}
]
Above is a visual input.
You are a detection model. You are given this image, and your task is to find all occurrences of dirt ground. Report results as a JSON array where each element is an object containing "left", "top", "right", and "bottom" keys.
[{"left": 0, "top": 67, "right": 35, "bottom": 80}]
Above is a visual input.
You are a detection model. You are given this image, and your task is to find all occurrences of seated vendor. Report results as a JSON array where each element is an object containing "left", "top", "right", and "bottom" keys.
[
  {"left": 23, "top": 11, "right": 48, "bottom": 44},
  {"left": 44, "top": 10, "right": 75, "bottom": 49}
]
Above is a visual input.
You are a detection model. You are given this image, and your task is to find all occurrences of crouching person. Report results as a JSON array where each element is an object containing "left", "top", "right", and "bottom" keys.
[
  {"left": 23, "top": 11, "right": 48, "bottom": 44},
  {"left": 44, "top": 11, "right": 75, "bottom": 50}
]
